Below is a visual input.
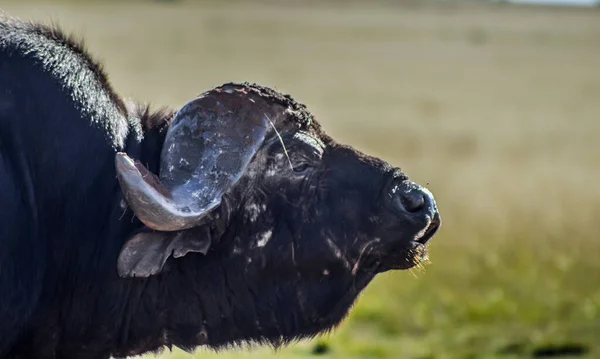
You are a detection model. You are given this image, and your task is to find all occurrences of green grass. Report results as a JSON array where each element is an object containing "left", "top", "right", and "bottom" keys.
[{"left": 4, "top": 1, "right": 600, "bottom": 358}]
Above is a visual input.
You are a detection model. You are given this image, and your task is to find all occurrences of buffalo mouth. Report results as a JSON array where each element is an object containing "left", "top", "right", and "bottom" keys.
[
  {"left": 407, "top": 212, "right": 441, "bottom": 267},
  {"left": 381, "top": 212, "right": 441, "bottom": 271},
  {"left": 412, "top": 211, "right": 441, "bottom": 247}
]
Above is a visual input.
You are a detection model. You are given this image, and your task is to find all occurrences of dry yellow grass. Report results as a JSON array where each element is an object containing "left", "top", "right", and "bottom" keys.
[{"left": 3, "top": 1, "right": 600, "bottom": 358}]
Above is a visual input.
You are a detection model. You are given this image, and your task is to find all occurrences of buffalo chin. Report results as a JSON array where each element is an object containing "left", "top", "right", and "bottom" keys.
[{"left": 379, "top": 242, "right": 430, "bottom": 272}]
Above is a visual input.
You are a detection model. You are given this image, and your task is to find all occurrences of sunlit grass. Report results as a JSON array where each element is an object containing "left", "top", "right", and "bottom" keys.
[{"left": 4, "top": 1, "right": 600, "bottom": 358}]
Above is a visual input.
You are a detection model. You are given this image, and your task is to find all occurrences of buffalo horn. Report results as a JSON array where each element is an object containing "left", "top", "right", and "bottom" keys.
[{"left": 116, "top": 85, "right": 276, "bottom": 231}]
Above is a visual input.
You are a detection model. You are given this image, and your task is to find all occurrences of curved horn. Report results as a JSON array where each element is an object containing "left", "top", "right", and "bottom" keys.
[{"left": 116, "top": 85, "right": 276, "bottom": 231}]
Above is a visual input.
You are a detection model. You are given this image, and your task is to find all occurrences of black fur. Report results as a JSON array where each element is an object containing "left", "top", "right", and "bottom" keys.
[{"left": 0, "top": 14, "right": 438, "bottom": 359}]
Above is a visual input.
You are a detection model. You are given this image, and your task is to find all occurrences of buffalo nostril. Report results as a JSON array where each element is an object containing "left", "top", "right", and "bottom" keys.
[
  {"left": 388, "top": 179, "right": 435, "bottom": 215},
  {"left": 399, "top": 188, "right": 426, "bottom": 213}
]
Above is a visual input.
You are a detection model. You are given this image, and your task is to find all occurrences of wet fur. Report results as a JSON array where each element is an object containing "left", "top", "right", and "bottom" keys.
[{"left": 0, "top": 14, "right": 422, "bottom": 359}]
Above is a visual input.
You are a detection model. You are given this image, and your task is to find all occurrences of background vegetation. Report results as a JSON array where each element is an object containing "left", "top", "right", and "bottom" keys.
[{"left": 3, "top": 1, "right": 599, "bottom": 358}]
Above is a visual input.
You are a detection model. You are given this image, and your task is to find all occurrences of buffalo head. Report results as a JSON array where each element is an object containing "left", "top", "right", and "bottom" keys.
[{"left": 114, "top": 82, "right": 440, "bottom": 346}]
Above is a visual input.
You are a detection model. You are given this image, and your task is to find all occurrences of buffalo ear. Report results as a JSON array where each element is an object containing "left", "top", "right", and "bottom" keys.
[{"left": 117, "top": 228, "right": 211, "bottom": 278}]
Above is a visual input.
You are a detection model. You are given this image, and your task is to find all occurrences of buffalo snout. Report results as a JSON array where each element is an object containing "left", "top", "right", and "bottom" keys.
[{"left": 372, "top": 171, "right": 441, "bottom": 271}]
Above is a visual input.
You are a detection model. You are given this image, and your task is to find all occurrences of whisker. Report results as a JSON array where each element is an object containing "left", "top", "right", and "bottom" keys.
[
  {"left": 265, "top": 113, "right": 294, "bottom": 171},
  {"left": 352, "top": 241, "right": 375, "bottom": 276},
  {"left": 408, "top": 268, "right": 419, "bottom": 278},
  {"left": 118, "top": 204, "right": 128, "bottom": 221}
]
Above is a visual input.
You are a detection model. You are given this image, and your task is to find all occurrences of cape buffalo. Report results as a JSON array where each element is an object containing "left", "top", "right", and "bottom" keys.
[{"left": 0, "top": 14, "right": 441, "bottom": 359}]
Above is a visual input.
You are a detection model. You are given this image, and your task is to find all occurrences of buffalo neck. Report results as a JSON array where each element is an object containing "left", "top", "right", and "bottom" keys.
[{"left": 111, "top": 243, "right": 373, "bottom": 357}]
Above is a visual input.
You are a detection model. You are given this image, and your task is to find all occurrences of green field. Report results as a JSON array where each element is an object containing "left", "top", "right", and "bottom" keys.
[{"left": 3, "top": 1, "right": 600, "bottom": 358}]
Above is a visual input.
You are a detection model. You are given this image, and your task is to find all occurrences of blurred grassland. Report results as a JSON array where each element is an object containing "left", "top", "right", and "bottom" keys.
[{"left": 3, "top": 1, "right": 600, "bottom": 358}]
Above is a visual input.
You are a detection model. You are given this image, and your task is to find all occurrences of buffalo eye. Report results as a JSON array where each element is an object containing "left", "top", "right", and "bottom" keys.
[
  {"left": 292, "top": 162, "right": 311, "bottom": 173},
  {"left": 289, "top": 149, "right": 321, "bottom": 174},
  {"left": 270, "top": 131, "right": 323, "bottom": 174}
]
